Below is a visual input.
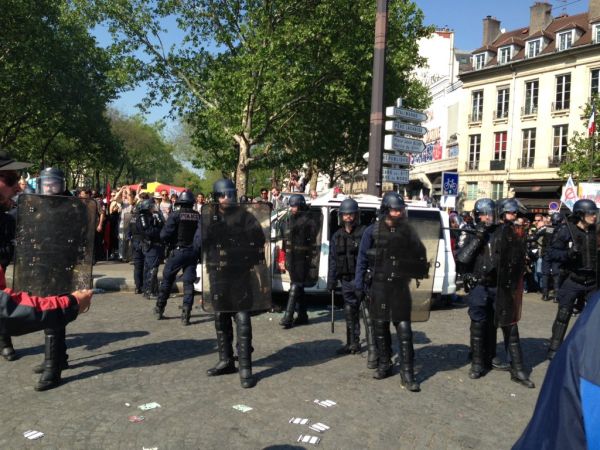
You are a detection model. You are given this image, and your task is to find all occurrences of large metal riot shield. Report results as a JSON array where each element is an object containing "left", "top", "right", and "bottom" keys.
[
  {"left": 201, "top": 202, "right": 271, "bottom": 313},
  {"left": 13, "top": 194, "right": 96, "bottom": 296},
  {"left": 282, "top": 208, "right": 322, "bottom": 287},
  {"left": 369, "top": 214, "right": 439, "bottom": 322},
  {"left": 495, "top": 223, "right": 526, "bottom": 326}
]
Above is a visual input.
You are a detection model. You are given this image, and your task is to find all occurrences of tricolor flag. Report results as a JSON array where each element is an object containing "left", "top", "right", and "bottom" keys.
[{"left": 589, "top": 105, "right": 596, "bottom": 137}]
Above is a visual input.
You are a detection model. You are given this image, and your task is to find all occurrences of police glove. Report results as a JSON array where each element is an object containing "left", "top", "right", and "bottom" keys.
[
  {"left": 326, "top": 281, "right": 336, "bottom": 293},
  {"left": 355, "top": 290, "right": 365, "bottom": 303},
  {"left": 475, "top": 222, "right": 488, "bottom": 240}
]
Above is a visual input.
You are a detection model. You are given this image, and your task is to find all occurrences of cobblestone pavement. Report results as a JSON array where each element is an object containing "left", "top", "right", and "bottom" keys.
[{"left": 0, "top": 291, "right": 561, "bottom": 449}]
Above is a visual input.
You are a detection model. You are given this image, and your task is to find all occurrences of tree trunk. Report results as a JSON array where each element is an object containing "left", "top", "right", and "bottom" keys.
[
  {"left": 235, "top": 139, "right": 250, "bottom": 197},
  {"left": 309, "top": 164, "right": 319, "bottom": 192}
]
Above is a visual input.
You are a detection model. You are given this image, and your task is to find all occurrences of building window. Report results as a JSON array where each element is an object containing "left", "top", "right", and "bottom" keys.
[
  {"left": 594, "top": 24, "right": 600, "bottom": 44},
  {"left": 491, "top": 182, "right": 503, "bottom": 200},
  {"left": 555, "top": 74, "right": 571, "bottom": 110},
  {"left": 471, "top": 90, "right": 484, "bottom": 122},
  {"left": 468, "top": 134, "right": 481, "bottom": 169},
  {"left": 474, "top": 53, "right": 486, "bottom": 70},
  {"left": 496, "top": 88, "right": 509, "bottom": 118},
  {"left": 467, "top": 182, "right": 478, "bottom": 200},
  {"left": 557, "top": 30, "right": 573, "bottom": 51},
  {"left": 494, "top": 131, "right": 507, "bottom": 160},
  {"left": 498, "top": 46, "right": 512, "bottom": 64},
  {"left": 526, "top": 39, "right": 541, "bottom": 58},
  {"left": 592, "top": 68, "right": 599, "bottom": 98},
  {"left": 522, "top": 128, "right": 536, "bottom": 165},
  {"left": 524, "top": 80, "right": 539, "bottom": 114},
  {"left": 552, "top": 125, "right": 569, "bottom": 165}
]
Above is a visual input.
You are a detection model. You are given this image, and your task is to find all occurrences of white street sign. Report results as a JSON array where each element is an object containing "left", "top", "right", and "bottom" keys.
[
  {"left": 385, "top": 106, "right": 427, "bottom": 122},
  {"left": 384, "top": 134, "right": 425, "bottom": 153},
  {"left": 385, "top": 120, "right": 427, "bottom": 136},
  {"left": 382, "top": 153, "right": 410, "bottom": 165},
  {"left": 382, "top": 167, "right": 410, "bottom": 184}
]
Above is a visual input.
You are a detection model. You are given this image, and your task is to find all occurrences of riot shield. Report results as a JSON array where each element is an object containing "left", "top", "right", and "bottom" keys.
[
  {"left": 283, "top": 208, "right": 322, "bottom": 287},
  {"left": 201, "top": 202, "right": 271, "bottom": 313},
  {"left": 13, "top": 194, "right": 96, "bottom": 296},
  {"left": 495, "top": 223, "right": 526, "bottom": 326},
  {"left": 369, "top": 215, "right": 439, "bottom": 322}
]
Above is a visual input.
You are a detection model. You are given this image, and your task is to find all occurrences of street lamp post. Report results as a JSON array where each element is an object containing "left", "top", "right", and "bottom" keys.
[{"left": 366, "top": 0, "right": 389, "bottom": 197}]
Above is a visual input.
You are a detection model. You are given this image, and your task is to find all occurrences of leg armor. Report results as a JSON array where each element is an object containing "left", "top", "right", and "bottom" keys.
[
  {"left": 396, "top": 321, "right": 420, "bottom": 392},
  {"left": 207, "top": 313, "right": 236, "bottom": 376},
  {"left": 503, "top": 324, "right": 535, "bottom": 389},
  {"left": 280, "top": 283, "right": 300, "bottom": 328},
  {"left": 0, "top": 334, "right": 16, "bottom": 361},
  {"left": 35, "top": 329, "right": 63, "bottom": 391},
  {"left": 360, "top": 302, "right": 378, "bottom": 369},
  {"left": 373, "top": 320, "right": 392, "bottom": 380},
  {"left": 469, "top": 320, "right": 486, "bottom": 379},
  {"left": 236, "top": 312, "right": 256, "bottom": 388},
  {"left": 547, "top": 305, "right": 572, "bottom": 360}
]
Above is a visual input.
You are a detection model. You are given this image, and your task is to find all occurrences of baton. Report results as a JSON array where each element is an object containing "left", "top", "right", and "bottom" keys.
[{"left": 331, "top": 290, "right": 335, "bottom": 334}]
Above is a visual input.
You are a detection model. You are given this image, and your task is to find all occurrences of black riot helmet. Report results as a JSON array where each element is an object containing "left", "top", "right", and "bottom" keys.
[
  {"left": 473, "top": 198, "right": 496, "bottom": 223},
  {"left": 572, "top": 199, "right": 599, "bottom": 221},
  {"left": 288, "top": 194, "right": 307, "bottom": 209},
  {"left": 176, "top": 190, "right": 195, "bottom": 206},
  {"left": 38, "top": 167, "right": 66, "bottom": 195},
  {"left": 500, "top": 198, "right": 519, "bottom": 215},
  {"left": 139, "top": 198, "right": 156, "bottom": 212},
  {"left": 212, "top": 179, "right": 237, "bottom": 202},
  {"left": 551, "top": 212, "right": 565, "bottom": 226},
  {"left": 379, "top": 191, "right": 405, "bottom": 217},
  {"left": 338, "top": 198, "right": 360, "bottom": 226}
]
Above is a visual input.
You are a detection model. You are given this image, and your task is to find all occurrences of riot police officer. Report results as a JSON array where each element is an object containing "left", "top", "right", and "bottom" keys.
[
  {"left": 327, "top": 199, "right": 375, "bottom": 364},
  {"left": 204, "top": 179, "right": 268, "bottom": 388},
  {"left": 538, "top": 213, "right": 564, "bottom": 301},
  {"left": 128, "top": 196, "right": 146, "bottom": 294},
  {"left": 546, "top": 199, "right": 598, "bottom": 360},
  {"left": 136, "top": 198, "right": 164, "bottom": 299},
  {"left": 154, "top": 190, "right": 200, "bottom": 325},
  {"left": 457, "top": 198, "right": 534, "bottom": 388},
  {"left": 355, "top": 192, "right": 429, "bottom": 392},
  {"left": 279, "top": 194, "right": 319, "bottom": 329}
]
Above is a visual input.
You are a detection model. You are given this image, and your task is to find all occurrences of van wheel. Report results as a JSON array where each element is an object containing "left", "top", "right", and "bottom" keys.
[{"left": 431, "top": 293, "right": 442, "bottom": 309}]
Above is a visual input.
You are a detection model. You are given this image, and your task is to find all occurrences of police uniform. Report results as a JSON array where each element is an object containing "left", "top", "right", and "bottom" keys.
[
  {"left": 128, "top": 204, "right": 144, "bottom": 294},
  {"left": 154, "top": 192, "right": 200, "bottom": 324},
  {"left": 136, "top": 200, "right": 164, "bottom": 298}
]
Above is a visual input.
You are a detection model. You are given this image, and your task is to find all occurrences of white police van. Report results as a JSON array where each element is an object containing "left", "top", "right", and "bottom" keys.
[{"left": 270, "top": 193, "right": 456, "bottom": 301}]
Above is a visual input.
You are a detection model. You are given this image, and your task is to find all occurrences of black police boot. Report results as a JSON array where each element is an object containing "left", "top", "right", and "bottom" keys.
[
  {"left": 33, "top": 328, "right": 68, "bottom": 374},
  {"left": 541, "top": 290, "right": 550, "bottom": 301},
  {"left": 293, "top": 288, "right": 309, "bottom": 326},
  {"left": 337, "top": 304, "right": 359, "bottom": 355},
  {"left": 547, "top": 306, "right": 572, "bottom": 360},
  {"left": 360, "top": 302, "right": 378, "bottom": 369},
  {"left": 504, "top": 325, "right": 535, "bottom": 389},
  {"left": 35, "top": 330, "right": 62, "bottom": 391},
  {"left": 396, "top": 321, "right": 420, "bottom": 392},
  {"left": 207, "top": 314, "right": 236, "bottom": 376},
  {"left": 134, "top": 286, "right": 143, "bottom": 294},
  {"left": 181, "top": 304, "right": 192, "bottom": 326},
  {"left": 236, "top": 312, "right": 256, "bottom": 388},
  {"left": 469, "top": 320, "right": 486, "bottom": 379},
  {"left": 373, "top": 321, "right": 392, "bottom": 380},
  {"left": 0, "top": 334, "right": 16, "bottom": 361},
  {"left": 484, "top": 319, "right": 509, "bottom": 371},
  {"left": 279, "top": 285, "right": 298, "bottom": 329}
]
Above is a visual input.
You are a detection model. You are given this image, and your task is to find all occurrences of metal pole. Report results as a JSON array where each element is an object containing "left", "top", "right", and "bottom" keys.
[
  {"left": 590, "top": 132, "right": 596, "bottom": 182},
  {"left": 366, "top": 0, "right": 388, "bottom": 197}
]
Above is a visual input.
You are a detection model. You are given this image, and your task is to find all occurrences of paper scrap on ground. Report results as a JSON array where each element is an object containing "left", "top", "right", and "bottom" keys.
[
  {"left": 313, "top": 399, "right": 336, "bottom": 407},
  {"left": 23, "top": 430, "right": 44, "bottom": 440},
  {"left": 289, "top": 417, "right": 310, "bottom": 425},
  {"left": 297, "top": 434, "right": 320, "bottom": 445},
  {"left": 232, "top": 404, "right": 253, "bottom": 413},
  {"left": 138, "top": 402, "right": 161, "bottom": 411},
  {"left": 128, "top": 415, "right": 145, "bottom": 423},
  {"left": 309, "top": 422, "right": 330, "bottom": 433}
]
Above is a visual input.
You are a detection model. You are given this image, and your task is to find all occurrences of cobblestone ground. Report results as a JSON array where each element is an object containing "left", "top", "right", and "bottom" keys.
[{"left": 0, "top": 292, "right": 561, "bottom": 449}]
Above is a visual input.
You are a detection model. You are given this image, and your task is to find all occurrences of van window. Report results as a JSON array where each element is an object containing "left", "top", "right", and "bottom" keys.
[
  {"left": 328, "top": 208, "right": 378, "bottom": 239},
  {"left": 407, "top": 209, "right": 444, "bottom": 239}
]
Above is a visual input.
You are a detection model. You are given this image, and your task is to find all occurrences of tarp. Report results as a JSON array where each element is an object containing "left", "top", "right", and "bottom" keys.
[{"left": 125, "top": 182, "right": 186, "bottom": 194}]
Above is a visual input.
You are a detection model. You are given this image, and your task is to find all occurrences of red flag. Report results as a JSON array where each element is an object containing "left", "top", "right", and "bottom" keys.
[
  {"left": 103, "top": 183, "right": 111, "bottom": 255},
  {"left": 589, "top": 105, "right": 596, "bottom": 137}
]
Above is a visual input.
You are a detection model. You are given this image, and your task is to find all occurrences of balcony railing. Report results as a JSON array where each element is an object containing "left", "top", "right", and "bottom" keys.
[
  {"left": 490, "top": 159, "right": 505, "bottom": 170},
  {"left": 465, "top": 160, "right": 479, "bottom": 171},
  {"left": 551, "top": 101, "right": 570, "bottom": 112},
  {"left": 468, "top": 113, "right": 482, "bottom": 124},
  {"left": 521, "top": 105, "right": 538, "bottom": 116},
  {"left": 548, "top": 155, "right": 567, "bottom": 168},
  {"left": 493, "top": 109, "right": 509, "bottom": 120},
  {"left": 518, "top": 157, "right": 534, "bottom": 169}
]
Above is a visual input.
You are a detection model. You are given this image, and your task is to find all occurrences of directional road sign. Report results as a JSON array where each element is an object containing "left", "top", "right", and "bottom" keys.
[
  {"left": 382, "top": 167, "right": 410, "bottom": 184},
  {"left": 383, "top": 153, "right": 410, "bottom": 165},
  {"left": 384, "top": 134, "right": 426, "bottom": 153},
  {"left": 385, "top": 120, "right": 427, "bottom": 136},
  {"left": 385, "top": 106, "right": 427, "bottom": 123}
]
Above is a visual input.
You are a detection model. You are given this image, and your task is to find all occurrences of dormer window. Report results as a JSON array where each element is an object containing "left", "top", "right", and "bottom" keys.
[
  {"left": 474, "top": 53, "right": 486, "bottom": 70},
  {"left": 498, "top": 46, "right": 512, "bottom": 64},
  {"left": 526, "top": 39, "right": 542, "bottom": 58},
  {"left": 557, "top": 30, "right": 574, "bottom": 51}
]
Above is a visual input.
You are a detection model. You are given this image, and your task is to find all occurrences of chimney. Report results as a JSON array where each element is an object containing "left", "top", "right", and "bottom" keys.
[
  {"left": 590, "top": 0, "right": 600, "bottom": 22},
  {"left": 529, "top": 2, "right": 552, "bottom": 34},
  {"left": 482, "top": 16, "right": 501, "bottom": 46}
]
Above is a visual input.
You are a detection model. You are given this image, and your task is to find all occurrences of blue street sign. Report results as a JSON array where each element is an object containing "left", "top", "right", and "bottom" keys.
[{"left": 442, "top": 172, "right": 459, "bottom": 196}]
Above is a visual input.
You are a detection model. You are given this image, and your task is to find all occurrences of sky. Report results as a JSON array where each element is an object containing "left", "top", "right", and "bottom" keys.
[{"left": 104, "top": 0, "right": 590, "bottom": 127}]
